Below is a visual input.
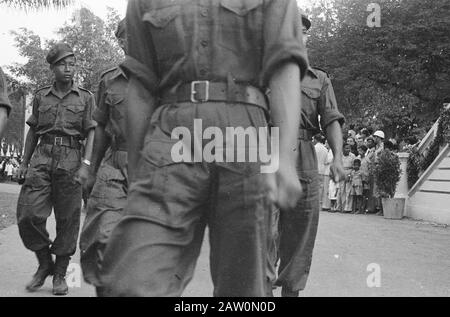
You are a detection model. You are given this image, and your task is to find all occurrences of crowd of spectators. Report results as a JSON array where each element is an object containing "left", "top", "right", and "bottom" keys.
[{"left": 314, "top": 124, "right": 419, "bottom": 216}]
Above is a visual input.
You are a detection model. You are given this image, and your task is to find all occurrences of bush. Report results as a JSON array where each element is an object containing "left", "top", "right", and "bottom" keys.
[
  {"left": 374, "top": 149, "right": 402, "bottom": 198},
  {"left": 407, "top": 147, "right": 421, "bottom": 189}
]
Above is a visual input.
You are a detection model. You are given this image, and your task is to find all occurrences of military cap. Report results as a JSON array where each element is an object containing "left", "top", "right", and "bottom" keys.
[
  {"left": 46, "top": 43, "right": 74, "bottom": 65},
  {"left": 302, "top": 14, "right": 311, "bottom": 30},
  {"left": 115, "top": 19, "right": 126, "bottom": 39}
]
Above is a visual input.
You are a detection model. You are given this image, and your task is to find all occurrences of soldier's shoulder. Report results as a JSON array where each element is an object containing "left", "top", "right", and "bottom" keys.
[
  {"left": 78, "top": 86, "right": 94, "bottom": 96},
  {"left": 100, "top": 66, "right": 120, "bottom": 80},
  {"left": 34, "top": 85, "right": 51, "bottom": 96},
  {"left": 311, "top": 66, "right": 330, "bottom": 78}
]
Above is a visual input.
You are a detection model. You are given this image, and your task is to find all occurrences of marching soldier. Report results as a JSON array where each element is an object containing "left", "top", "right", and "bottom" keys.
[
  {"left": 17, "top": 43, "right": 96, "bottom": 295},
  {"left": 80, "top": 20, "right": 129, "bottom": 288},
  {"left": 0, "top": 67, "right": 12, "bottom": 138},
  {"left": 98, "top": 0, "right": 308, "bottom": 297},
  {"left": 272, "top": 14, "right": 346, "bottom": 297}
]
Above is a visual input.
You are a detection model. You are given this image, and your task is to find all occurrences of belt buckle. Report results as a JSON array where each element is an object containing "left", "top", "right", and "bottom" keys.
[
  {"left": 54, "top": 137, "right": 63, "bottom": 146},
  {"left": 191, "top": 81, "right": 209, "bottom": 103}
]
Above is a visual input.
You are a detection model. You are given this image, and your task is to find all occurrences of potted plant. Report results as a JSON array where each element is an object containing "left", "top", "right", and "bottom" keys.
[{"left": 373, "top": 149, "right": 404, "bottom": 219}]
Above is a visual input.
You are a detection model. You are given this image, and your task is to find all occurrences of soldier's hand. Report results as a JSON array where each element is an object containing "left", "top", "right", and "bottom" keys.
[
  {"left": 18, "top": 163, "right": 29, "bottom": 181},
  {"left": 74, "top": 164, "right": 90, "bottom": 187},
  {"left": 269, "top": 164, "right": 304, "bottom": 211},
  {"left": 84, "top": 173, "right": 96, "bottom": 197},
  {"left": 330, "top": 158, "right": 346, "bottom": 183}
]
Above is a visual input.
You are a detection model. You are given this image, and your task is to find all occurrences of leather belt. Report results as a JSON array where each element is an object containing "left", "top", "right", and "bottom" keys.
[
  {"left": 40, "top": 134, "right": 81, "bottom": 149},
  {"left": 159, "top": 81, "right": 268, "bottom": 111},
  {"left": 298, "top": 128, "right": 315, "bottom": 141}
]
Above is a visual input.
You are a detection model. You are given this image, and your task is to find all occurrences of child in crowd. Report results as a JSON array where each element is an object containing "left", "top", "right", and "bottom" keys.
[
  {"left": 329, "top": 179, "right": 339, "bottom": 212},
  {"left": 351, "top": 159, "right": 364, "bottom": 214}
]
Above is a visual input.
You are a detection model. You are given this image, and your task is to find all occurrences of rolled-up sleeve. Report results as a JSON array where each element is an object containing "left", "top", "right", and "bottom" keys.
[
  {"left": 0, "top": 67, "right": 12, "bottom": 116},
  {"left": 319, "top": 76, "right": 345, "bottom": 129},
  {"left": 121, "top": 0, "right": 159, "bottom": 93},
  {"left": 261, "top": 0, "right": 309, "bottom": 87},
  {"left": 26, "top": 95, "right": 39, "bottom": 128},
  {"left": 83, "top": 93, "right": 97, "bottom": 136},
  {"left": 93, "top": 79, "right": 108, "bottom": 126}
]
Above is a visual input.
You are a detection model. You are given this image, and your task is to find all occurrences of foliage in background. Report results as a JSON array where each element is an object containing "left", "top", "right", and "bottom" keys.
[
  {"left": 0, "top": 0, "right": 73, "bottom": 10},
  {"left": 374, "top": 149, "right": 402, "bottom": 198},
  {"left": 406, "top": 147, "right": 421, "bottom": 189},
  {"left": 420, "top": 107, "right": 450, "bottom": 172},
  {"left": 8, "top": 7, "right": 123, "bottom": 93},
  {"left": 304, "top": 0, "right": 450, "bottom": 139}
]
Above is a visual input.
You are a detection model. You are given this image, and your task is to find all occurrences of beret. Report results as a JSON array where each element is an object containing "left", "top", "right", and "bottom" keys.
[{"left": 46, "top": 43, "right": 74, "bottom": 65}]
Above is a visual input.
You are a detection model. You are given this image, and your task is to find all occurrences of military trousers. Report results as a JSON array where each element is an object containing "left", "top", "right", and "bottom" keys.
[
  {"left": 80, "top": 149, "right": 128, "bottom": 286},
  {"left": 17, "top": 143, "right": 82, "bottom": 256},
  {"left": 98, "top": 102, "right": 272, "bottom": 297},
  {"left": 271, "top": 139, "right": 320, "bottom": 293}
]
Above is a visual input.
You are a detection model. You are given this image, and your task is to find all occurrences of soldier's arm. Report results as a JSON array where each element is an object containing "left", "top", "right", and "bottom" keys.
[
  {"left": 127, "top": 76, "right": 156, "bottom": 182},
  {"left": 319, "top": 75, "right": 346, "bottom": 182},
  {"left": 122, "top": 0, "right": 158, "bottom": 182},
  {"left": 269, "top": 62, "right": 301, "bottom": 170},
  {"left": 22, "top": 95, "right": 40, "bottom": 167},
  {"left": 22, "top": 128, "right": 39, "bottom": 166},
  {"left": 82, "top": 93, "right": 97, "bottom": 164},
  {"left": 90, "top": 125, "right": 110, "bottom": 175},
  {"left": 90, "top": 79, "right": 111, "bottom": 175},
  {"left": 0, "top": 107, "right": 7, "bottom": 139}
]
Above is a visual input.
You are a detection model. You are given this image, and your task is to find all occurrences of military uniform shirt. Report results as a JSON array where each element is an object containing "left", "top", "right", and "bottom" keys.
[
  {"left": 26, "top": 84, "right": 96, "bottom": 139},
  {"left": 0, "top": 67, "right": 12, "bottom": 115},
  {"left": 301, "top": 67, "right": 345, "bottom": 133},
  {"left": 93, "top": 67, "right": 128, "bottom": 144},
  {"left": 122, "top": 0, "right": 309, "bottom": 94}
]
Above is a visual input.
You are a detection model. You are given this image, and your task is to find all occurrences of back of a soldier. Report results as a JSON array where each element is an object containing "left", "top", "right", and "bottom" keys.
[{"left": 98, "top": 0, "right": 308, "bottom": 297}]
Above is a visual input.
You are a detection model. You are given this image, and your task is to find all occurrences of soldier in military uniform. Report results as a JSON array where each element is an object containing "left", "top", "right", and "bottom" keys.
[
  {"left": 272, "top": 15, "right": 346, "bottom": 297},
  {"left": 16, "top": 43, "right": 96, "bottom": 296},
  {"left": 0, "top": 67, "right": 12, "bottom": 138},
  {"left": 79, "top": 20, "right": 129, "bottom": 288},
  {"left": 97, "top": 0, "right": 308, "bottom": 297}
]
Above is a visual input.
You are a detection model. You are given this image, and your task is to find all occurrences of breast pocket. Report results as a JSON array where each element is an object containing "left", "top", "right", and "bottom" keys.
[
  {"left": 301, "top": 86, "right": 321, "bottom": 126},
  {"left": 37, "top": 104, "right": 56, "bottom": 127},
  {"left": 218, "top": 0, "right": 263, "bottom": 54},
  {"left": 106, "top": 93, "right": 125, "bottom": 122},
  {"left": 142, "top": 5, "right": 186, "bottom": 67},
  {"left": 65, "top": 104, "right": 85, "bottom": 131}
]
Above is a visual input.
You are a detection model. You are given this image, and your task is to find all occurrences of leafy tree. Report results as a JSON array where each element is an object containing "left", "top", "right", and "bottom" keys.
[
  {"left": 0, "top": 0, "right": 73, "bottom": 10},
  {"left": 304, "top": 0, "right": 450, "bottom": 139},
  {"left": 8, "top": 7, "right": 123, "bottom": 93}
]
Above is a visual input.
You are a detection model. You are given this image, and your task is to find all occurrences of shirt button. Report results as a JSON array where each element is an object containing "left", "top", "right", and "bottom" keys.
[
  {"left": 201, "top": 40, "right": 208, "bottom": 47},
  {"left": 201, "top": 9, "right": 208, "bottom": 17}
]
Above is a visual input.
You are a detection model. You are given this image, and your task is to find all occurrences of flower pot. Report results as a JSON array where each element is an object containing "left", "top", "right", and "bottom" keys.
[{"left": 382, "top": 198, "right": 405, "bottom": 220}]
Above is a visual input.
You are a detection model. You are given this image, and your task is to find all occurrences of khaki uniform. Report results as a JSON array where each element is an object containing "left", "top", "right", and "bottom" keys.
[
  {"left": 98, "top": 0, "right": 309, "bottom": 297},
  {"left": 80, "top": 67, "right": 129, "bottom": 286},
  {"left": 273, "top": 67, "right": 344, "bottom": 293},
  {"left": 17, "top": 84, "right": 96, "bottom": 256}
]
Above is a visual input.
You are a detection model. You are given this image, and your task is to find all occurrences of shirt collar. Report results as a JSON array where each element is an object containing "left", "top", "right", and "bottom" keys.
[
  {"left": 45, "top": 81, "right": 80, "bottom": 97},
  {"left": 307, "top": 67, "right": 319, "bottom": 79},
  {"left": 111, "top": 67, "right": 128, "bottom": 81}
]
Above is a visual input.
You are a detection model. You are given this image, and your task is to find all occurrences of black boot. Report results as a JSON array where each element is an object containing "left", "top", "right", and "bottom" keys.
[
  {"left": 26, "top": 247, "right": 54, "bottom": 292},
  {"left": 52, "top": 256, "right": 70, "bottom": 296}
]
